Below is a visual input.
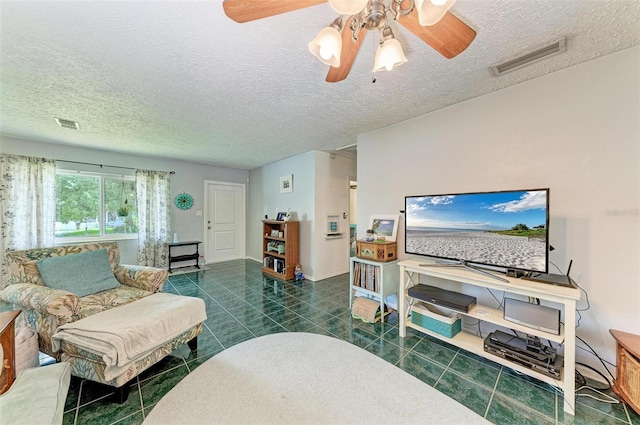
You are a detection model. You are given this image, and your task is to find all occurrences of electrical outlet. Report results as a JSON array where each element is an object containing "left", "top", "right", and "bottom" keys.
[{"left": 196, "top": 211, "right": 202, "bottom": 216}]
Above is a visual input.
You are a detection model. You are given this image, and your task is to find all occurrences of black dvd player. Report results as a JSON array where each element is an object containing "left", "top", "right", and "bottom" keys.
[
  {"left": 407, "top": 284, "right": 476, "bottom": 313},
  {"left": 484, "top": 330, "right": 563, "bottom": 379}
]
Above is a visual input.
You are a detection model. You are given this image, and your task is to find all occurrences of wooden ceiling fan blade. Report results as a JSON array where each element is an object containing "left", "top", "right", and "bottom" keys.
[
  {"left": 398, "top": 9, "right": 476, "bottom": 59},
  {"left": 326, "top": 19, "right": 367, "bottom": 83},
  {"left": 223, "top": 0, "right": 327, "bottom": 23}
]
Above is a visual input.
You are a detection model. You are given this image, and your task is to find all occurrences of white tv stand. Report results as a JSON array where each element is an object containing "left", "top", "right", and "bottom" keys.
[{"left": 398, "top": 259, "right": 581, "bottom": 415}]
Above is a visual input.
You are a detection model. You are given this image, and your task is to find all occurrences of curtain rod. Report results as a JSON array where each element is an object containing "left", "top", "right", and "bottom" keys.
[{"left": 57, "top": 159, "right": 175, "bottom": 174}]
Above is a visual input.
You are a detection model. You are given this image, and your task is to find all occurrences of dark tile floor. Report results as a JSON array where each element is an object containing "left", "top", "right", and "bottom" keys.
[{"left": 3, "top": 259, "right": 638, "bottom": 425}]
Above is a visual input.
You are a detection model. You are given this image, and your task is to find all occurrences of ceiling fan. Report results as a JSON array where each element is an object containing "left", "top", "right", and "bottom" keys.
[{"left": 222, "top": 0, "right": 476, "bottom": 83}]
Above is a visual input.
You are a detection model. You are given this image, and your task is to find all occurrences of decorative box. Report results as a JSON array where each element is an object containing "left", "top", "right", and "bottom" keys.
[
  {"left": 355, "top": 240, "right": 397, "bottom": 262},
  {"left": 411, "top": 303, "right": 462, "bottom": 338}
]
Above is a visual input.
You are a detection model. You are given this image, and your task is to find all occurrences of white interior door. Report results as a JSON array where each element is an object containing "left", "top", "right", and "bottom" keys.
[{"left": 204, "top": 181, "right": 245, "bottom": 264}]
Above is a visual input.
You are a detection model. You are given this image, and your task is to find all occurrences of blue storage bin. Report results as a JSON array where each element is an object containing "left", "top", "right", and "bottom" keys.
[{"left": 411, "top": 302, "right": 462, "bottom": 338}]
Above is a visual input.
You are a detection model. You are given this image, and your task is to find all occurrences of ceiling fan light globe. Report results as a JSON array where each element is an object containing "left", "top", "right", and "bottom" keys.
[
  {"left": 328, "top": 0, "right": 368, "bottom": 15},
  {"left": 320, "top": 45, "right": 335, "bottom": 60},
  {"left": 416, "top": 0, "right": 456, "bottom": 26},
  {"left": 309, "top": 27, "right": 342, "bottom": 68},
  {"left": 372, "top": 39, "right": 407, "bottom": 72}
]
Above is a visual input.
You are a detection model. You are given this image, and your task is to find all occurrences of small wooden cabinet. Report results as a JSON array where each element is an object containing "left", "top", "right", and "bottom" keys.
[
  {"left": 610, "top": 329, "right": 640, "bottom": 414},
  {"left": 262, "top": 220, "right": 299, "bottom": 280},
  {"left": 355, "top": 240, "right": 398, "bottom": 262},
  {"left": 0, "top": 310, "right": 22, "bottom": 395}
]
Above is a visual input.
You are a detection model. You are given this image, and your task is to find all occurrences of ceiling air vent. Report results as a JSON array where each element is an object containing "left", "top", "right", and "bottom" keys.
[
  {"left": 55, "top": 117, "right": 80, "bottom": 130},
  {"left": 491, "top": 37, "right": 566, "bottom": 77}
]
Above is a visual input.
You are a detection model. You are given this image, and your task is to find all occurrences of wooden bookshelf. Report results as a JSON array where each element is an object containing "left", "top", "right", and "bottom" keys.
[{"left": 262, "top": 220, "right": 299, "bottom": 280}]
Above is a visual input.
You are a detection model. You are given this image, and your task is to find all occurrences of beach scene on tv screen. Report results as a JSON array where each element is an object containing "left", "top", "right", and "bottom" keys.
[{"left": 406, "top": 190, "right": 548, "bottom": 272}]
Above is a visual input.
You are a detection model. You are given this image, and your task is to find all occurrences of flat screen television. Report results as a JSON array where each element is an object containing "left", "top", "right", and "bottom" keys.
[{"left": 405, "top": 188, "right": 549, "bottom": 276}]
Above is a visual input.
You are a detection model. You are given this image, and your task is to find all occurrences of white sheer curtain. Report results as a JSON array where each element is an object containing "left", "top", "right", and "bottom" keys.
[
  {"left": 136, "top": 169, "right": 171, "bottom": 267},
  {"left": 0, "top": 154, "right": 57, "bottom": 255}
]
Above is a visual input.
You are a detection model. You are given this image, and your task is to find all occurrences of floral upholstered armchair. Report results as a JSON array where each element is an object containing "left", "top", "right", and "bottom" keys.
[{"left": 0, "top": 242, "right": 204, "bottom": 402}]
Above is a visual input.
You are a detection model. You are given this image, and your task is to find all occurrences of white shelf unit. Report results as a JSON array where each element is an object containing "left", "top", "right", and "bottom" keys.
[
  {"left": 349, "top": 257, "right": 399, "bottom": 320},
  {"left": 398, "top": 259, "right": 581, "bottom": 415}
]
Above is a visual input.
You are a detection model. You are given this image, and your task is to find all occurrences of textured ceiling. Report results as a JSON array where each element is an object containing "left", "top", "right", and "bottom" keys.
[{"left": 1, "top": 1, "right": 639, "bottom": 170}]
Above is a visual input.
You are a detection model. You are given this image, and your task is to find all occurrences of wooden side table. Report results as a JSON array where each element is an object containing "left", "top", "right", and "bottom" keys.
[
  {"left": 610, "top": 329, "right": 640, "bottom": 414},
  {"left": 0, "top": 310, "right": 22, "bottom": 394}
]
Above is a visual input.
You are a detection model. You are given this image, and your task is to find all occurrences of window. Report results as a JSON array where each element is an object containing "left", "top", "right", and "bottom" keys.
[{"left": 55, "top": 171, "right": 137, "bottom": 240}]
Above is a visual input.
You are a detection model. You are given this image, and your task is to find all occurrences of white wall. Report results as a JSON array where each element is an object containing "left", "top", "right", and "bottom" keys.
[
  {"left": 248, "top": 150, "right": 356, "bottom": 280},
  {"left": 314, "top": 152, "right": 356, "bottom": 280},
  {"left": 248, "top": 151, "right": 317, "bottom": 276},
  {"left": 0, "top": 137, "right": 249, "bottom": 264},
  {"left": 357, "top": 47, "right": 639, "bottom": 371}
]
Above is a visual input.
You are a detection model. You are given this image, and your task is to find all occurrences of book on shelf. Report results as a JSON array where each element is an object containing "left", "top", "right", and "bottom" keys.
[
  {"left": 352, "top": 262, "right": 380, "bottom": 293},
  {"left": 273, "top": 258, "right": 285, "bottom": 274}
]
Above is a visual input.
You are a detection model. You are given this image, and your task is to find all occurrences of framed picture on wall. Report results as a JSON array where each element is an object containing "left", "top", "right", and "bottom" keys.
[
  {"left": 279, "top": 175, "right": 293, "bottom": 193},
  {"left": 369, "top": 215, "right": 399, "bottom": 242}
]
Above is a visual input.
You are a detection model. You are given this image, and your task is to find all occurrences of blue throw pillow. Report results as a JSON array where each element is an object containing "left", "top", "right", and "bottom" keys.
[{"left": 36, "top": 249, "right": 120, "bottom": 297}]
